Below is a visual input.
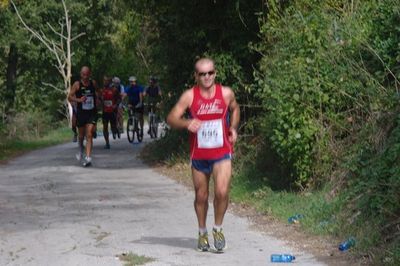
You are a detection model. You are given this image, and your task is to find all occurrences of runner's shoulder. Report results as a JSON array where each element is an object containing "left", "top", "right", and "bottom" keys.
[
  {"left": 91, "top": 79, "right": 99, "bottom": 88},
  {"left": 221, "top": 85, "right": 235, "bottom": 98},
  {"left": 71, "top": 80, "right": 81, "bottom": 91}
]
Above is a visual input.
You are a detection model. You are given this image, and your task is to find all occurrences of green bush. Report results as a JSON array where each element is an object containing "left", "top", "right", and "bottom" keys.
[
  {"left": 254, "top": 0, "right": 397, "bottom": 188},
  {"left": 6, "top": 110, "right": 54, "bottom": 140}
]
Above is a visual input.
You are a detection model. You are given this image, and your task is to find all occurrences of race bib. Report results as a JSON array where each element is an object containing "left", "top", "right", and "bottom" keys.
[
  {"left": 82, "top": 96, "right": 94, "bottom": 110},
  {"left": 104, "top": 100, "right": 112, "bottom": 107},
  {"left": 197, "top": 119, "right": 224, "bottom": 149}
]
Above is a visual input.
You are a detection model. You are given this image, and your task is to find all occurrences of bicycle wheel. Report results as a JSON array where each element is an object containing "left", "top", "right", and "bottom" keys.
[
  {"left": 149, "top": 116, "right": 155, "bottom": 139},
  {"left": 127, "top": 118, "right": 134, "bottom": 143},
  {"left": 134, "top": 118, "right": 143, "bottom": 142},
  {"left": 151, "top": 117, "right": 158, "bottom": 138}
]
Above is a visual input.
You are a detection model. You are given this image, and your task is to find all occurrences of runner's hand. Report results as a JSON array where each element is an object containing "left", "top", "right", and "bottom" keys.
[
  {"left": 228, "top": 127, "right": 238, "bottom": 143},
  {"left": 79, "top": 96, "right": 87, "bottom": 103},
  {"left": 187, "top": 119, "right": 202, "bottom": 133}
]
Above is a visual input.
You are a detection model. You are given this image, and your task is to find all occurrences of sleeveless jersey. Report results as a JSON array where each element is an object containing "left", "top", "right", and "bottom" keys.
[
  {"left": 189, "top": 84, "right": 232, "bottom": 160},
  {"left": 76, "top": 80, "right": 96, "bottom": 114},
  {"left": 102, "top": 88, "right": 115, "bottom": 113}
]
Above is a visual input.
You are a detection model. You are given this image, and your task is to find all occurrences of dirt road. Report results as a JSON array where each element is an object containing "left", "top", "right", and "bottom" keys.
[{"left": 0, "top": 133, "right": 325, "bottom": 266}]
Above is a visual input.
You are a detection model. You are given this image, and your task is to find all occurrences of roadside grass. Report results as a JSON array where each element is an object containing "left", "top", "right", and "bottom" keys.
[
  {"left": 141, "top": 136, "right": 378, "bottom": 263},
  {"left": 0, "top": 126, "right": 71, "bottom": 162},
  {"left": 230, "top": 165, "right": 400, "bottom": 265},
  {"left": 230, "top": 171, "right": 344, "bottom": 235},
  {"left": 117, "top": 252, "right": 155, "bottom": 266}
]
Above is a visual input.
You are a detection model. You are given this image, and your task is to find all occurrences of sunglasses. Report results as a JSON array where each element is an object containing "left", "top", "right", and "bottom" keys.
[{"left": 197, "top": 71, "right": 215, "bottom": 77}]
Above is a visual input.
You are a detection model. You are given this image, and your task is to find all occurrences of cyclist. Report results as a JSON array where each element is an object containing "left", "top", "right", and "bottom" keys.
[
  {"left": 112, "top": 77, "right": 125, "bottom": 134},
  {"left": 101, "top": 76, "right": 121, "bottom": 149},
  {"left": 144, "top": 76, "right": 162, "bottom": 136},
  {"left": 125, "top": 76, "right": 144, "bottom": 138},
  {"left": 68, "top": 66, "right": 100, "bottom": 167}
]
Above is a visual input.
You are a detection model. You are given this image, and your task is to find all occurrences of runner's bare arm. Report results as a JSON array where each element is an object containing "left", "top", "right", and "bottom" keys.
[
  {"left": 68, "top": 81, "right": 84, "bottom": 103},
  {"left": 223, "top": 86, "right": 240, "bottom": 143},
  {"left": 167, "top": 89, "right": 199, "bottom": 131}
]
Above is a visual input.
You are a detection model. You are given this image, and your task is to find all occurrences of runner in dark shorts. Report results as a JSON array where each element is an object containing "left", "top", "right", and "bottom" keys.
[
  {"left": 68, "top": 66, "right": 99, "bottom": 167},
  {"left": 101, "top": 76, "right": 121, "bottom": 149}
]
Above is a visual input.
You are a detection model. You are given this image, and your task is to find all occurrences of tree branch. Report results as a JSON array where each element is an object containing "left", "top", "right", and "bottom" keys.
[
  {"left": 42, "top": 82, "right": 64, "bottom": 93},
  {"left": 47, "top": 22, "right": 67, "bottom": 40}
]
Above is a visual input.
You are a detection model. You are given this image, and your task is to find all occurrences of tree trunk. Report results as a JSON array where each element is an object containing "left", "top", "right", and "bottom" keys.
[{"left": 5, "top": 42, "right": 18, "bottom": 116}]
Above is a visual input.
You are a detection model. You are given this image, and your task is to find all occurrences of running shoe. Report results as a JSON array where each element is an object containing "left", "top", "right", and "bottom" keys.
[
  {"left": 212, "top": 228, "right": 226, "bottom": 252},
  {"left": 197, "top": 232, "right": 210, "bottom": 252},
  {"left": 82, "top": 156, "right": 92, "bottom": 167},
  {"left": 72, "top": 134, "right": 78, "bottom": 142},
  {"left": 75, "top": 151, "right": 83, "bottom": 161},
  {"left": 104, "top": 144, "right": 110, "bottom": 149},
  {"left": 112, "top": 132, "right": 116, "bottom": 140}
]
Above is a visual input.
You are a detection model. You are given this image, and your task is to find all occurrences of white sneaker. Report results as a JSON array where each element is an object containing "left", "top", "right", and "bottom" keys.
[
  {"left": 75, "top": 152, "right": 83, "bottom": 161},
  {"left": 82, "top": 156, "right": 92, "bottom": 167}
]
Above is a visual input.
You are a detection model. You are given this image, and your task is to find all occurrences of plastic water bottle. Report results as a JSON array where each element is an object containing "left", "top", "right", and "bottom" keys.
[
  {"left": 288, "top": 214, "right": 304, "bottom": 224},
  {"left": 270, "top": 254, "right": 296, "bottom": 263},
  {"left": 338, "top": 237, "right": 356, "bottom": 251}
]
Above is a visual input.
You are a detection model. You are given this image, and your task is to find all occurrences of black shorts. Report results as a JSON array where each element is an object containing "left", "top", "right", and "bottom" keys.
[
  {"left": 102, "top": 112, "right": 116, "bottom": 125},
  {"left": 76, "top": 111, "right": 97, "bottom": 127}
]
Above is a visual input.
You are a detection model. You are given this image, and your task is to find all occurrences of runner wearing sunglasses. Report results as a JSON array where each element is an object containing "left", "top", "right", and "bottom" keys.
[{"left": 167, "top": 57, "right": 240, "bottom": 252}]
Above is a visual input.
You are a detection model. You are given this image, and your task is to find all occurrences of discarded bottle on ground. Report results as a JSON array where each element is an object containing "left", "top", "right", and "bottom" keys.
[
  {"left": 270, "top": 254, "right": 296, "bottom": 263},
  {"left": 288, "top": 214, "right": 304, "bottom": 224},
  {"left": 338, "top": 237, "right": 356, "bottom": 251}
]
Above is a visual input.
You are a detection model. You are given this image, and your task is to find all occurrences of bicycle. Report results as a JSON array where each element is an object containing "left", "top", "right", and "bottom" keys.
[
  {"left": 147, "top": 103, "right": 159, "bottom": 139},
  {"left": 126, "top": 106, "right": 143, "bottom": 143}
]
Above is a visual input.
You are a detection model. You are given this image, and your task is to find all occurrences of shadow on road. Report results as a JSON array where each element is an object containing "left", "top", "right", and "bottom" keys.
[{"left": 131, "top": 236, "right": 197, "bottom": 250}]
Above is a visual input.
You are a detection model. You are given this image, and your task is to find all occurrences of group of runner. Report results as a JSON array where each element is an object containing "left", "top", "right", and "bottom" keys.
[
  {"left": 68, "top": 57, "right": 240, "bottom": 253},
  {"left": 67, "top": 66, "right": 161, "bottom": 166}
]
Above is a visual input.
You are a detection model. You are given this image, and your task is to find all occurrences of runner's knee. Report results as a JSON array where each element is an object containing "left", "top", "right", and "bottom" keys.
[
  {"left": 214, "top": 186, "right": 229, "bottom": 201},
  {"left": 195, "top": 189, "right": 209, "bottom": 204}
]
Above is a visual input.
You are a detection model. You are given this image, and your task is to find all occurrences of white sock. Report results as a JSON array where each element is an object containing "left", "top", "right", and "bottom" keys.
[
  {"left": 199, "top": 227, "right": 207, "bottom": 234},
  {"left": 213, "top": 225, "right": 222, "bottom": 231}
]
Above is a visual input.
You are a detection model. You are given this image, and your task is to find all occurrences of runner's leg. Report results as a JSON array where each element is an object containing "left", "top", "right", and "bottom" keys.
[
  {"left": 72, "top": 112, "right": 78, "bottom": 141},
  {"left": 111, "top": 112, "right": 117, "bottom": 136},
  {"left": 85, "top": 123, "right": 95, "bottom": 158},
  {"left": 192, "top": 167, "right": 211, "bottom": 229},
  {"left": 78, "top": 126, "right": 85, "bottom": 152},
  {"left": 212, "top": 159, "right": 232, "bottom": 226},
  {"left": 118, "top": 107, "right": 124, "bottom": 133},
  {"left": 103, "top": 115, "right": 109, "bottom": 146}
]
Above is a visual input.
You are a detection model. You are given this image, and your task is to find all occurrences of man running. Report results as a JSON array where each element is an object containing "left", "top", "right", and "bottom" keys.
[
  {"left": 101, "top": 76, "right": 121, "bottom": 149},
  {"left": 125, "top": 76, "right": 144, "bottom": 138},
  {"left": 68, "top": 66, "right": 99, "bottom": 167},
  {"left": 167, "top": 57, "right": 240, "bottom": 252}
]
